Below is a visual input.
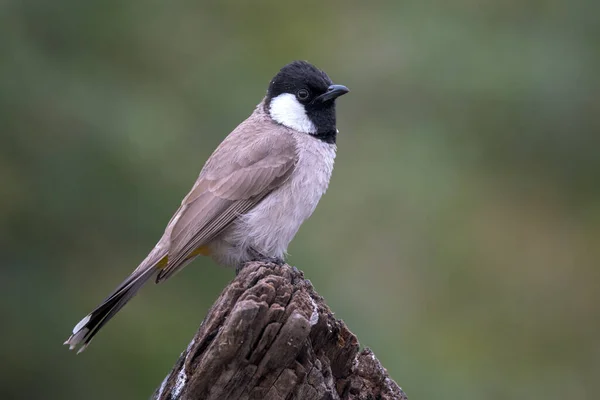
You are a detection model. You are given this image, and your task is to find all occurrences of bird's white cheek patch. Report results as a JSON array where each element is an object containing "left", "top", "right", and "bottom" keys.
[{"left": 269, "top": 93, "right": 317, "bottom": 134}]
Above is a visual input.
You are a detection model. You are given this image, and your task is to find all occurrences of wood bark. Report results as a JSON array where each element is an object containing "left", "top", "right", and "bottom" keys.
[{"left": 151, "top": 262, "right": 407, "bottom": 400}]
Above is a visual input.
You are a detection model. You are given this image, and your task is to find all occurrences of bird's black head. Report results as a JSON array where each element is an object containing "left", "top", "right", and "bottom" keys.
[{"left": 265, "top": 61, "right": 349, "bottom": 143}]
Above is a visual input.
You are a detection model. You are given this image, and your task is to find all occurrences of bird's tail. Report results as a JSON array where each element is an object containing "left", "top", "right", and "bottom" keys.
[{"left": 64, "top": 260, "right": 161, "bottom": 353}]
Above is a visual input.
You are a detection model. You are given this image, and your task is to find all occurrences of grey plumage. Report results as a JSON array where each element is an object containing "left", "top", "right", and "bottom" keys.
[
  {"left": 65, "top": 61, "right": 348, "bottom": 352},
  {"left": 160, "top": 107, "right": 299, "bottom": 279}
]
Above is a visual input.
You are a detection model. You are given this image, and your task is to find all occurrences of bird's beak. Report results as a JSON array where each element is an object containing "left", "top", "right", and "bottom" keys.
[{"left": 317, "top": 84, "right": 350, "bottom": 102}]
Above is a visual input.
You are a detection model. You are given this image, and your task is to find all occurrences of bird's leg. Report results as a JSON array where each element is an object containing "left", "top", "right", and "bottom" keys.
[
  {"left": 249, "top": 247, "right": 285, "bottom": 266},
  {"left": 256, "top": 256, "right": 285, "bottom": 265},
  {"left": 235, "top": 262, "right": 246, "bottom": 276}
]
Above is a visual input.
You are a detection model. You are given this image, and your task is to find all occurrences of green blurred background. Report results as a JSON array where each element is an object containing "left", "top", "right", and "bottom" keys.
[{"left": 1, "top": 1, "right": 599, "bottom": 399}]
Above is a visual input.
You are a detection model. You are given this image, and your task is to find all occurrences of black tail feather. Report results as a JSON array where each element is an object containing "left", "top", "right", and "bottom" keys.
[{"left": 65, "top": 266, "right": 157, "bottom": 353}]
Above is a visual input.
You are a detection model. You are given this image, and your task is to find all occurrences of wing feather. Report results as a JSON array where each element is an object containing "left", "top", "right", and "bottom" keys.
[{"left": 156, "top": 120, "right": 297, "bottom": 282}]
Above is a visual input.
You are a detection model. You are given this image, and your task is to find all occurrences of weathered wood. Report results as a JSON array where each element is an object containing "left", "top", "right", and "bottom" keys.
[{"left": 152, "top": 262, "right": 407, "bottom": 400}]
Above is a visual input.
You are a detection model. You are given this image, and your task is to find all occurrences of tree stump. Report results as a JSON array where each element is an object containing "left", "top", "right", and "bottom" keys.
[{"left": 151, "top": 262, "right": 407, "bottom": 400}]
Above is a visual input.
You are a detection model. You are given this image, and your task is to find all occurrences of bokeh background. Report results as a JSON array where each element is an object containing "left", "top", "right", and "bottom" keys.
[{"left": 2, "top": 1, "right": 599, "bottom": 399}]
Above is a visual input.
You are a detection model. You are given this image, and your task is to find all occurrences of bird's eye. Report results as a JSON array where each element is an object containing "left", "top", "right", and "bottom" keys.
[{"left": 296, "top": 89, "right": 310, "bottom": 100}]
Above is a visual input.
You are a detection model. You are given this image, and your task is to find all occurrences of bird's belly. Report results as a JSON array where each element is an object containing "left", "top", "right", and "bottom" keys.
[
  {"left": 211, "top": 138, "right": 336, "bottom": 267},
  {"left": 243, "top": 183, "right": 320, "bottom": 255}
]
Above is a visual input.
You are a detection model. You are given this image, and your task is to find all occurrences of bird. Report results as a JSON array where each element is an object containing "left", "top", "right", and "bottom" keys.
[{"left": 64, "top": 60, "right": 349, "bottom": 353}]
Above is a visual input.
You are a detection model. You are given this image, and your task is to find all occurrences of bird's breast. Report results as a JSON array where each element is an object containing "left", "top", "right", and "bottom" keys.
[
  {"left": 287, "top": 135, "right": 337, "bottom": 217},
  {"left": 234, "top": 134, "right": 336, "bottom": 258}
]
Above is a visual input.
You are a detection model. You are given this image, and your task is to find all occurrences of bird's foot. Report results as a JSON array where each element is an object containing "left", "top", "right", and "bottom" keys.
[
  {"left": 253, "top": 255, "right": 285, "bottom": 266},
  {"left": 236, "top": 256, "right": 285, "bottom": 275}
]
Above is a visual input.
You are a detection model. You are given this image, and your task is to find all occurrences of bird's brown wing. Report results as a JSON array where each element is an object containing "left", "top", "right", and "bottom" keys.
[{"left": 156, "top": 122, "right": 297, "bottom": 282}]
